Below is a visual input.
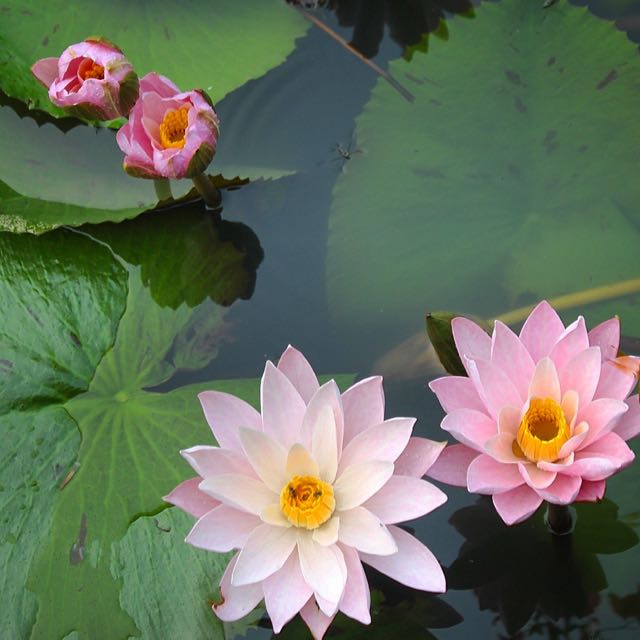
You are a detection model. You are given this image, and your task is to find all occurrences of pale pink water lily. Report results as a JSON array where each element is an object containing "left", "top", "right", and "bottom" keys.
[
  {"left": 428, "top": 301, "right": 640, "bottom": 525},
  {"left": 165, "top": 346, "right": 447, "bottom": 639},
  {"left": 116, "top": 72, "right": 219, "bottom": 179},
  {"left": 31, "top": 38, "right": 138, "bottom": 120}
]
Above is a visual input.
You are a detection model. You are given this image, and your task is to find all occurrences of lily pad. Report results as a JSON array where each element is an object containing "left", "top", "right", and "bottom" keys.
[
  {"left": 326, "top": 0, "right": 640, "bottom": 339},
  {"left": 0, "top": 0, "right": 308, "bottom": 117}
]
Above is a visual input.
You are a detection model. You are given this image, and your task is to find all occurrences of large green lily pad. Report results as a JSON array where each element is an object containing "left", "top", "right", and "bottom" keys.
[
  {"left": 0, "top": 0, "right": 307, "bottom": 117},
  {"left": 326, "top": 0, "right": 640, "bottom": 339}
]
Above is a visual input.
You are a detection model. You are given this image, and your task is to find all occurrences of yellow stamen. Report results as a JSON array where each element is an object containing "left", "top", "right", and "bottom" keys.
[
  {"left": 280, "top": 475, "right": 335, "bottom": 529},
  {"left": 80, "top": 60, "right": 104, "bottom": 81},
  {"left": 516, "top": 397, "right": 570, "bottom": 463},
  {"left": 159, "top": 106, "right": 189, "bottom": 149}
]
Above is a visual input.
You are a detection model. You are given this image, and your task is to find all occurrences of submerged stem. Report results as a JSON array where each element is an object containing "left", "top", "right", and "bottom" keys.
[
  {"left": 191, "top": 173, "right": 221, "bottom": 208},
  {"left": 545, "top": 503, "right": 575, "bottom": 536}
]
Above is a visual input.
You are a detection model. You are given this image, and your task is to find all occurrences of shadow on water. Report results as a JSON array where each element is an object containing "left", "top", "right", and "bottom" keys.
[{"left": 446, "top": 497, "right": 638, "bottom": 637}]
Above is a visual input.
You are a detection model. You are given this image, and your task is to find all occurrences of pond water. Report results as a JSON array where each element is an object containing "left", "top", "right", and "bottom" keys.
[{"left": 1, "top": 1, "right": 640, "bottom": 639}]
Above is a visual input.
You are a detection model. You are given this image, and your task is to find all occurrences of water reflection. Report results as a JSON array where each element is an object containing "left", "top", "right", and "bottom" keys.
[
  {"left": 86, "top": 202, "right": 264, "bottom": 310},
  {"left": 447, "top": 497, "right": 638, "bottom": 637}
]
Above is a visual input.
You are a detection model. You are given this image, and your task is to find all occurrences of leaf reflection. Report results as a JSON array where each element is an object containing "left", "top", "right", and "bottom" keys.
[
  {"left": 447, "top": 497, "right": 638, "bottom": 637},
  {"left": 87, "top": 201, "right": 264, "bottom": 310}
]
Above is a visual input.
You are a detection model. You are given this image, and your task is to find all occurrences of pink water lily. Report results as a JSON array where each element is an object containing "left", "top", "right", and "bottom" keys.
[
  {"left": 31, "top": 38, "right": 138, "bottom": 120},
  {"left": 116, "top": 72, "right": 219, "bottom": 179},
  {"left": 166, "top": 346, "right": 447, "bottom": 639},
  {"left": 428, "top": 301, "right": 640, "bottom": 525}
]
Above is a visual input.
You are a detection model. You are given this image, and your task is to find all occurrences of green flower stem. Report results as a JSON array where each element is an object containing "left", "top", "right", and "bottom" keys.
[
  {"left": 545, "top": 503, "right": 574, "bottom": 536},
  {"left": 153, "top": 179, "right": 173, "bottom": 202},
  {"left": 191, "top": 174, "right": 221, "bottom": 209}
]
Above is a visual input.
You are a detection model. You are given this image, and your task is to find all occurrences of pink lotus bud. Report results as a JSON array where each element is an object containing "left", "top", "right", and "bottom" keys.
[
  {"left": 31, "top": 37, "right": 139, "bottom": 120},
  {"left": 115, "top": 72, "right": 220, "bottom": 180}
]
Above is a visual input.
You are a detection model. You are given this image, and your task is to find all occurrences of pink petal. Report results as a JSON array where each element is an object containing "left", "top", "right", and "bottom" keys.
[
  {"left": 181, "top": 445, "right": 254, "bottom": 479},
  {"left": 301, "top": 380, "right": 344, "bottom": 455},
  {"left": 311, "top": 404, "right": 339, "bottom": 483},
  {"left": 570, "top": 432, "right": 635, "bottom": 480},
  {"left": 558, "top": 347, "right": 602, "bottom": 409},
  {"left": 519, "top": 301, "right": 565, "bottom": 361},
  {"left": 338, "top": 417, "right": 415, "bottom": 473},
  {"left": 484, "top": 433, "right": 522, "bottom": 463},
  {"left": 528, "top": 357, "right": 561, "bottom": 403},
  {"left": 198, "top": 390, "right": 262, "bottom": 452},
  {"left": 490, "top": 321, "right": 535, "bottom": 401},
  {"left": 548, "top": 317, "right": 589, "bottom": 373},
  {"left": 186, "top": 505, "right": 260, "bottom": 552},
  {"left": 426, "top": 444, "right": 479, "bottom": 486},
  {"left": 199, "top": 474, "right": 276, "bottom": 515},
  {"left": 261, "top": 361, "right": 307, "bottom": 449},
  {"left": 518, "top": 462, "right": 556, "bottom": 489},
  {"left": 139, "top": 71, "right": 180, "bottom": 97},
  {"left": 277, "top": 345, "right": 320, "bottom": 403},
  {"left": 300, "top": 598, "right": 334, "bottom": 640},
  {"left": 451, "top": 316, "right": 492, "bottom": 372},
  {"left": 498, "top": 405, "right": 521, "bottom": 436},
  {"left": 314, "top": 592, "right": 339, "bottom": 619},
  {"left": 394, "top": 437, "right": 446, "bottom": 478},
  {"left": 163, "top": 477, "right": 219, "bottom": 518},
  {"left": 364, "top": 475, "right": 447, "bottom": 523},
  {"left": 298, "top": 536, "right": 347, "bottom": 605},
  {"left": 213, "top": 553, "right": 263, "bottom": 622},
  {"left": 588, "top": 317, "right": 620, "bottom": 361},
  {"left": 338, "top": 507, "right": 397, "bottom": 555},
  {"left": 334, "top": 461, "right": 394, "bottom": 511},
  {"left": 428, "top": 375, "right": 486, "bottom": 413},
  {"left": 342, "top": 376, "right": 384, "bottom": 446},
  {"left": 537, "top": 473, "right": 582, "bottom": 504},
  {"left": 492, "top": 484, "right": 543, "bottom": 525},
  {"left": 441, "top": 409, "right": 497, "bottom": 452},
  {"left": 467, "top": 358, "right": 521, "bottom": 420},
  {"left": 467, "top": 454, "right": 524, "bottom": 494},
  {"left": 239, "top": 428, "right": 288, "bottom": 493},
  {"left": 575, "top": 479, "right": 606, "bottom": 502},
  {"left": 232, "top": 524, "right": 297, "bottom": 586},
  {"left": 31, "top": 57, "right": 59, "bottom": 88},
  {"left": 263, "top": 550, "right": 313, "bottom": 633},
  {"left": 557, "top": 422, "right": 589, "bottom": 458},
  {"left": 614, "top": 395, "right": 640, "bottom": 441},
  {"left": 338, "top": 544, "right": 371, "bottom": 624},
  {"left": 595, "top": 360, "right": 638, "bottom": 401},
  {"left": 360, "top": 525, "right": 445, "bottom": 593}
]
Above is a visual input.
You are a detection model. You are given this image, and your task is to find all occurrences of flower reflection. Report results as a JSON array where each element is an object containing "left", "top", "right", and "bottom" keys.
[{"left": 446, "top": 497, "right": 638, "bottom": 636}]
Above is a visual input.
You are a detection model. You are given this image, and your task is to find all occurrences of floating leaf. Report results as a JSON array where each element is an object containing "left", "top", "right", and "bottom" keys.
[{"left": 327, "top": 0, "right": 640, "bottom": 342}]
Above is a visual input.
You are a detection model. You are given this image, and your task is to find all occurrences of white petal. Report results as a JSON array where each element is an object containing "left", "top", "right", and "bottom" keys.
[
  {"left": 213, "top": 554, "right": 263, "bottom": 622},
  {"left": 338, "top": 507, "right": 397, "bottom": 555},
  {"left": 312, "top": 405, "right": 339, "bottom": 483},
  {"left": 232, "top": 523, "right": 297, "bottom": 586},
  {"left": 338, "top": 417, "right": 415, "bottom": 473},
  {"left": 277, "top": 345, "right": 320, "bottom": 403},
  {"left": 338, "top": 543, "right": 371, "bottom": 624},
  {"left": 239, "top": 428, "right": 288, "bottom": 493},
  {"left": 186, "top": 505, "right": 260, "bottom": 551},
  {"left": 297, "top": 534, "right": 347, "bottom": 605},
  {"left": 312, "top": 516, "right": 340, "bottom": 546},
  {"left": 199, "top": 474, "right": 276, "bottom": 515},
  {"left": 286, "top": 443, "right": 320, "bottom": 477},
  {"left": 301, "top": 380, "right": 345, "bottom": 454},
  {"left": 341, "top": 376, "right": 385, "bottom": 446},
  {"left": 261, "top": 503, "right": 292, "bottom": 527},
  {"left": 180, "top": 445, "right": 254, "bottom": 478},
  {"left": 334, "top": 461, "right": 394, "bottom": 511}
]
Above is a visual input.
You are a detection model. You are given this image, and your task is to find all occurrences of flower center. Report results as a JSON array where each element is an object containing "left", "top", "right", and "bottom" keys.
[
  {"left": 516, "top": 397, "right": 570, "bottom": 463},
  {"left": 79, "top": 59, "right": 104, "bottom": 81},
  {"left": 280, "top": 475, "right": 335, "bottom": 530},
  {"left": 159, "top": 106, "right": 189, "bottom": 149}
]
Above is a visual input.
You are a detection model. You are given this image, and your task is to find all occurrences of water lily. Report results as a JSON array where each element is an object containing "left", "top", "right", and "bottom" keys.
[
  {"left": 116, "top": 72, "right": 219, "bottom": 181},
  {"left": 428, "top": 301, "right": 640, "bottom": 525},
  {"left": 166, "top": 346, "right": 447, "bottom": 639},
  {"left": 31, "top": 37, "right": 138, "bottom": 120}
]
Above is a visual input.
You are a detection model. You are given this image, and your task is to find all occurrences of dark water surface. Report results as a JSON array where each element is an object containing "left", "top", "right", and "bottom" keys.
[{"left": 2, "top": 1, "right": 640, "bottom": 638}]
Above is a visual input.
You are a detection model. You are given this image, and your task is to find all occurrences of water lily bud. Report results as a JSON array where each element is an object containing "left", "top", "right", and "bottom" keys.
[
  {"left": 31, "top": 37, "right": 139, "bottom": 120},
  {"left": 116, "top": 72, "right": 220, "bottom": 180}
]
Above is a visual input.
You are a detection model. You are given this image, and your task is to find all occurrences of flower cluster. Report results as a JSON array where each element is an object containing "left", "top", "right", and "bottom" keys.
[
  {"left": 166, "top": 346, "right": 447, "bottom": 639},
  {"left": 32, "top": 39, "right": 219, "bottom": 180},
  {"left": 428, "top": 301, "right": 640, "bottom": 525}
]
